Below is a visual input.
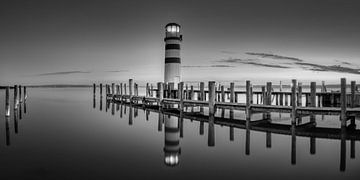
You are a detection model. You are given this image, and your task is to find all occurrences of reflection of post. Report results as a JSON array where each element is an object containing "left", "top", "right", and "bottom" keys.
[
  {"left": 179, "top": 111, "right": 184, "bottom": 138},
  {"left": 340, "top": 127, "right": 346, "bottom": 171},
  {"left": 119, "top": 103, "right": 123, "bottom": 118},
  {"left": 129, "top": 105, "right": 133, "bottom": 125},
  {"left": 6, "top": 116, "right": 11, "bottom": 146},
  {"left": 350, "top": 140, "right": 355, "bottom": 159},
  {"left": 158, "top": 111, "right": 163, "bottom": 132},
  {"left": 99, "top": 95, "right": 103, "bottom": 111},
  {"left": 14, "top": 102, "right": 19, "bottom": 134},
  {"left": 291, "top": 124, "right": 296, "bottom": 165},
  {"left": 230, "top": 126, "right": 234, "bottom": 141},
  {"left": 266, "top": 131, "right": 271, "bottom": 148},
  {"left": 310, "top": 115, "right": 316, "bottom": 155},
  {"left": 111, "top": 100, "right": 115, "bottom": 115},
  {"left": 245, "top": 113, "right": 250, "bottom": 155},
  {"left": 200, "top": 121, "right": 204, "bottom": 135},
  {"left": 164, "top": 115, "right": 181, "bottom": 166},
  {"left": 93, "top": 94, "right": 96, "bottom": 109},
  {"left": 208, "top": 115, "right": 215, "bottom": 147}
]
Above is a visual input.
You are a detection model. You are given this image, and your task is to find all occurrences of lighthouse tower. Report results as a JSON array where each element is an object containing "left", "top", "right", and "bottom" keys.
[{"left": 164, "top": 23, "right": 182, "bottom": 84}]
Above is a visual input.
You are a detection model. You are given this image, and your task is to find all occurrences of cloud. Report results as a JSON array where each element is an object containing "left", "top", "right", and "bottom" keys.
[
  {"left": 37, "top": 71, "right": 91, "bottom": 76},
  {"left": 246, "top": 52, "right": 304, "bottom": 62},
  {"left": 217, "top": 58, "right": 290, "bottom": 69},
  {"left": 182, "top": 64, "right": 235, "bottom": 68},
  {"left": 105, "top": 70, "right": 129, "bottom": 73},
  {"left": 295, "top": 62, "right": 360, "bottom": 74}
]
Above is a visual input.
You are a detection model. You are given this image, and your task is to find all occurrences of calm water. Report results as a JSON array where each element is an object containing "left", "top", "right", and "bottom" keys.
[{"left": 0, "top": 88, "right": 359, "bottom": 179}]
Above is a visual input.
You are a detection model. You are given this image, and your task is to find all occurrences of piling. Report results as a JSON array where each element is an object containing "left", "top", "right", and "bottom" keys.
[
  {"left": 200, "top": 82, "right": 205, "bottom": 101},
  {"left": 111, "top": 83, "right": 115, "bottom": 96},
  {"left": 310, "top": 82, "right": 316, "bottom": 107},
  {"left": 146, "top": 83, "right": 150, "bottom": 97},
  {"left": 157, "top": 82, "right": 163, "bottom": 107},
  {"left": 291, "top": 79, "right": 297, "bottom": 124},
  {"left": 5, "top": 87, "right": 10, "bottom": 117},
  {"left": 190, "top": 85, "right": 194, "bottom": 100},
  {"left": 266, "top": 82, "right": 272, "bottom": 105},
  {"left": 116, "top": 84, "right": 120, "bottom": 95},
  {"left": 120, "top": 83, "right": 123, "bottom": 96},
  {"left": 129, "top": 79, "right": 133, "bottom": 98},
  {"left": 261, "top": 86, "right": 265, "bottom": 104},
  {"left": 150, "top": 84, "right": 154, "bottom": 97},
  {"left": 279, "top": 81, "right": 283, "bottom": 105},
  {"left": 246, "top": 81, "right": 251, "bottom": 111},
  {"left": 297, "top": 83, "right": 302, "bottom": 106},
  {"left": 14, "top": 85, "right": 18, "bottom": 109},
  {"left": 340, "top": 78, "right": 347, "bottom": 127},
  {"left": 221, "top": 85, "right": 225, "bottom": 102},
  {"left": 24, "top": 86, "right": 27, "bottom": 101},
  {"left": 124, "top": 84, "right": 127, "bottom": 95},
  {"left": 93, "top": 83, "right": 96, "bottom": 94},
  {"left": 178, "top": 82, "right": 184, "bottom": 111},
  {"left": 100, "top": 83, "right": 103, "bottom": 96},
  {"left": 208, "top": 81, "right": 216, "bottom": 116},
  {"left": 19, "top": 85, "right": 22, "bottom": 103},
  {"left": 351, "top": 81, "right": 356, "bottom": 108},
  {"left": 230, "top": 82, "right": 235, "bottom": 103}
]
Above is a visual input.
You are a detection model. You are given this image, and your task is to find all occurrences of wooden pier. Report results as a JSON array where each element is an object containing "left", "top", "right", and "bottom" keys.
[{"left": 95, "top": 78, "right": 360, "bottom": 129}]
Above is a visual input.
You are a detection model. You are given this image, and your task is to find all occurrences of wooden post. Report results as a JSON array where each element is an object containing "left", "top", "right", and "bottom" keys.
[
  {"left": 221, "top": 85, "right": 225, "bottom": 102},
  {"left": 116, "top": 84, "right": 120, "bottom": 95},
  {"left": 150, "top": 84, "right": 154, "bottom": 97},
  {"left": 200, "top": 82, "right": 205, "bottom": 101},
  {"left": 351, "top": 81, "right": 356, "bottom": 108},
  {"left": 178, "top": 82, "right": 184, "bottom": 111},
  {"left": 129, "top": 79, "right": 133, "bottom": 97},
  {"left": 297, "top": 83, "right": 302, "bottom": 106},
  {"left": 135, "top": 83, "right": 138, "bottom": 96},
  {"left": 279, "top": 81, "right": 283, "bottom": 106},
  {"left": 190, "top": 85, "right": 194, "bottom": 100},
  {"left": 5, "top": 87, "right": 10, "bottom": 117},
  {"left": 246, "top": 81, "right": 251, "bottom": 111},
  {"left": 340, "top": 78, "right": 347, "bottom": 127},
  {"left": 93, "top": 83, "right": 96, "bottom": 94},
  {"left": 230, "top": 82, "right": 235, "bottom": 103},
  {"left": 19, "top": 85, "right": 22, "bottom": 103},
  {"left": 285, "top": 94, "right": 289, "bottom": 106},
  {"left": 261, "top": 86, "right": 266, "bottom": 104},
  {"left": 291, "top": 79, "right": 297, "bottom": 124},
  {"left": 208, "top": 81, "right": 216, "bottom": 116},
  {"left": 146, "top": 83, "right": 149, "bottom": 97},
  {"left": 310, "top": 82, "right": 316, "bottom": 107},
  {"left": 111, "top": 83, "right": 115, "bottom": 96},
  {"left": 14, "top": 85, "right": 18, "bottom": 109},
  {"left": 266, "top": 82, "right": 272, "bottom": 105},
  {"left": 185, "top": 84, "right": 189, "bottom": 100},
  {"left": 157, "top": 82, "right": 163, "bottom": 107},
  {"left": 124, "top": 84, "right": 127, "bottom": 95},
  {"left": 120, "top": 83, "right": 123, "bottom": 96},
  {"left": 100, "top": 83, "right": 103, "bottom": 96}
]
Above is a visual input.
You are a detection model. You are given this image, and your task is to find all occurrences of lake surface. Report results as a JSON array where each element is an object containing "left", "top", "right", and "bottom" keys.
[{"left": 0, "top": 88, "right": 359, "bottom": 179}]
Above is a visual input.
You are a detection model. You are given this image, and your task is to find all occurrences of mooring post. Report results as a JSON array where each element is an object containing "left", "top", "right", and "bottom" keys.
[
  {"left": 116, "top": 84, "right": 120, "bottom": 95},
  {"left": 221, "top": 85, "right": 225, "bottom": 102},
  {"left": 111, "top": 83, "right": 115, "bottom": 97},
  {"left": 129, "top": 79, "right": 133, "bottom": 99},
  {"left": 351, "top": 81, "right": 356, "bottom": 108},
  {"left": 297, "top": 83, "right": 302, "bottom": 106},
  {"left": 310, "top": 82, "right": 316, "bottom": 107},
  {"left": 200, "top": 82, "right": 205, "bottom": 101},
  {"left": 178, "top": 82, "right": 184, "bottom": 111},
  {"left": 93, "top": 83, "right": 96, "bottom": 95},
  {"left": 261, "top": 86, "right": 266, "bottom": 104},
  {"left": 279, "top": 81, "right": 283, "bottom": 106},
  {"left": 208, "top": 81, "right": 216, "bottom": 116},
  {"left": 23, "top": 86, "right": 27, "bottom": 101},
  {"left": 150, "top": 84, "right": 154, "bottom": 97},
  {"left": 19, "top": 85, "right": 22, "bottom": 103},
  {"left": 190, "top": 85, "right": 194, "bottom": 100},
  {"left": 146, "top": 83, "right": 149, "bottom": 97},
  {"left": 14, "top": 85, "right": 18, "bottom": 109},
  {"left": 135, "top": 83, "right": 139, "bottom": 96},
  {"left": 100, "top": 83, "right": 103, "bottom": 96},
  {"left": 340, "top": 78, "right": 347, "bottom": 127},
  {"left": 5, "top": 87, "right": 10, "bottom": 117},
  {"left": 230, "top": 82, "right": 235, "bottom": 103},
  {"left": 246, "top": 80, "right": 251, "bottom": 112},
  {"left": 266, "top": 82, "right": 272, "bottom": 105},
  {"left": 185, "top": 84, "right": 188, "bottom": 100},
  {"left": 124, "top": 84, "right": 127, "bottom": 95},
  {"left": 291, "top": 79, "right": 297, "bottom": 124},
  {"left": 157, "top": 82, "right": 163, "bottom": 107}
]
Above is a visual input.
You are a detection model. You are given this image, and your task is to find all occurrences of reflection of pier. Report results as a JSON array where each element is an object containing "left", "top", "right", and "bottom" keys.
[
  {"left": 2, "top": 86, "right": 28, "bottom": 146},
  {"left": 92, "top": 79, "right": 359, "bottom": 171}
]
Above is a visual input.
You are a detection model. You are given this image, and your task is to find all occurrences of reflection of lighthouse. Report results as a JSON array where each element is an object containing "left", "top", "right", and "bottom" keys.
[
  {"left": 164, "top": 115, "right": 181, "bottom": 166},
  {"left": 164, "top": 23, "right": 182, "bottom": 84}
]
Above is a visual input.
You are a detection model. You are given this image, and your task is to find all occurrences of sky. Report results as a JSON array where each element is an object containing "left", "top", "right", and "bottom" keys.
[{"left": 1, "top": 0, "right": 360, "bottom": 85}]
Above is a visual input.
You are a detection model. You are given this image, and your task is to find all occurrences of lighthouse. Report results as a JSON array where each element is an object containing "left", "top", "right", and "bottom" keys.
[{"left": 164, "top": 23, "right": 182, "bottom": 84}]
